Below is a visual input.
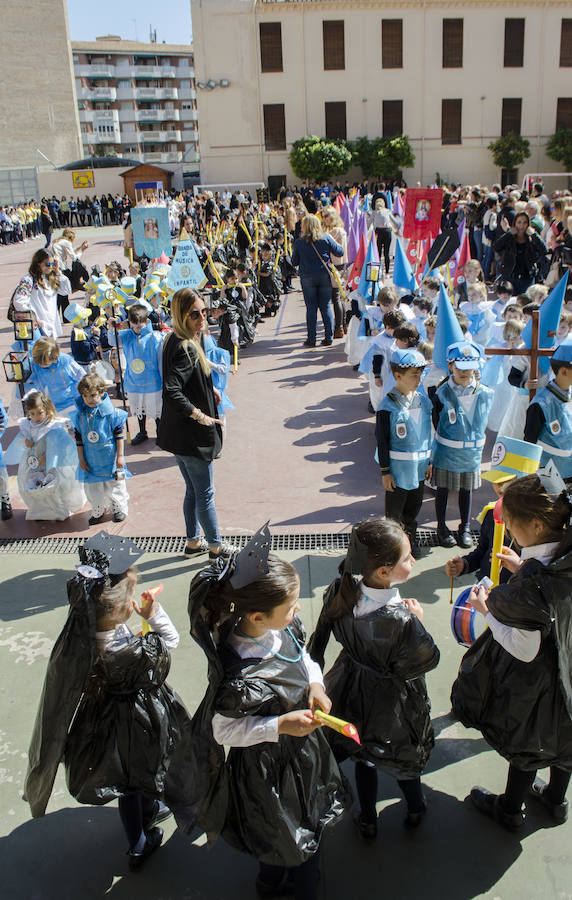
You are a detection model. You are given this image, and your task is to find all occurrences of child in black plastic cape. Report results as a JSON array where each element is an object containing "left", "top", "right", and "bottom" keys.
[
  {"left": 308, "top": 518, "right": 440, "bottom": 840},
  {"left": 23, "top": 532, "right": 195, "bottom": 872},
  {"left": 167, "top": 529, "right": 348, "bottom": 900},
  {"left": 451, "top": 471, "right": 572, "bottom": 830}
]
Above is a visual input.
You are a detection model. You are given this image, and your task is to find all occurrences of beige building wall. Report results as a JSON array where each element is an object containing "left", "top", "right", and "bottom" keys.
[
  {"left": 0, "top": 0, "right": 82, "bottom": 168},
  {"left": 192, "top": 0, "right": 572, "bottom": 187}
]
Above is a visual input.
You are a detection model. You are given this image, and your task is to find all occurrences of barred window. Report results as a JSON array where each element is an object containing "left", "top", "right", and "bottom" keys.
[
  {"left": 501, "top": 98, "right": 522, "bottom": 136},
  {"left": 504, "top": 19, "right": 525, "bottom": 67},
  {"left": 442, "top": 99, "right": 462, "bottom": 145},
  {"left": 325, "top": 102, "right": 346, "bottom": 140},
  {"left": 260, "top": 23, "right": 283, "bottom": 73},
  {"left": 323, "top": 20, "right": 345, "bottom": 71},
  {"left": 263, "top": 103, "right": 286, "bottom": 150},
  {"left": 383, "top": 100, "right": 403, "bottom": 138},
  {"left": 442, "top": 19, "right": 463, "bottom": 68},
  {"left": 382, "top": 20, "right": 403, "bottom": 69}
]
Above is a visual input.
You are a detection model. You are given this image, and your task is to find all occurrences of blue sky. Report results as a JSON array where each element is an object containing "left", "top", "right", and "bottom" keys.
[{"left": 67, "top": 0, "right": 193, "bottom": 45}]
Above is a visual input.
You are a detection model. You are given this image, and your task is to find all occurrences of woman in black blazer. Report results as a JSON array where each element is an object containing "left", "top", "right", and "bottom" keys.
[{"left": 157, "top": 289, "right": 232, "bottom": 563}]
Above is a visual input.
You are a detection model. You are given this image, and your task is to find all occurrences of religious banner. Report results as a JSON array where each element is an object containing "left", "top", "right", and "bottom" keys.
[
  {"left": 131, "top": 206, "right": 171, "bottom": 259},
  {"left": 403, "top": 188, "right": 443, "bottom": 241}
]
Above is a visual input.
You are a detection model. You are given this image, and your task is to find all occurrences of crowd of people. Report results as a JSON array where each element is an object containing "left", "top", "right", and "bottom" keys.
[{"left": 2, "top": 177, "right": 572, "bottom": 897}]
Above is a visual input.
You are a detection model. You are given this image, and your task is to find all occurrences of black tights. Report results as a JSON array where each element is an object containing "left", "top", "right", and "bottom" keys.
[
  {"left": 435, "top": 486, "right": 472, "bottom": 530},
  {"left": 355, "top": 760, "right": 425, "bottom": 824},
  {"left": 118, "top": 793, "right": 157, "bottom": 849},
  {"left": 501, "top": 764, "right": 571, "bottom": 814},
  {"left": 258, "top": 848, "right": 321, "bottom": 900}
]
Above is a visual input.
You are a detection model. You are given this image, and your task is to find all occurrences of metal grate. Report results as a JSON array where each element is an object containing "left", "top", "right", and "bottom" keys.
[{"left": 0, "top": 530, "right": 480, "bottom": 555}]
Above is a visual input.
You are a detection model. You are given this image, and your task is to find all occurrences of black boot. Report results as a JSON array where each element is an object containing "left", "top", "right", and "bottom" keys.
[
  {"left": 1, "top": 498, "right": 12, "bottom": 520},
  {"left": 131, "top": 415, "right": 148, "bottom": 446}
]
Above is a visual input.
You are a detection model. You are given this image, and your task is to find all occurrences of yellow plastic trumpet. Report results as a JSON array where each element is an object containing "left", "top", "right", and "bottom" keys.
[{"left": 313, "top": 709, "right": 361, "bottom": 745}]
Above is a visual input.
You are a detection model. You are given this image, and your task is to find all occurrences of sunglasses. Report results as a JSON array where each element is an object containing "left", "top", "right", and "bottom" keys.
[
  {"left": 189, "top": 308, "right": 207, "bottom": 320},
  {"left": 44, "top": 261, "right": 55, "bottom": 268}
]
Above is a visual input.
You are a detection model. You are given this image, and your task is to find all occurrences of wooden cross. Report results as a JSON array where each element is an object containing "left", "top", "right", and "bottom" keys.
[{"left": 484, "top": 309, "right": 556, "bottom": 401}]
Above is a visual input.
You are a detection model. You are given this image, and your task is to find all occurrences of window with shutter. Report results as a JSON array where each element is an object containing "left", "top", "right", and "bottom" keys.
[
  {"left": 442, "top": 19, "right": 463, "bottom": 68},
  {"left": 263, "top": 104, "right": 286, "bottom": 150},
  {"left": 382, "top": 20, "right": 403, "bottom": 69},
  {"left": 383, "top": 100, "right": 403, "bottom": 138},
  {"left": 441, "top": 99, "right": 462, "bottom": 144},
  {"left": 501, "top": 98, "right": 522, "bottom": 136},
  {"left": 556, "top": 98, "right": 572, "bottom": 130},
  {"left": 560, "top": 19, "right": 572, "bottom": 67},
  {"left": 325, "top": 102, "right": 347, "bottom": 140},
  {"left": 260, "top": 23, "right": 283, "bottom": 73},
  {"left": 323, "top": 20, "right": 345, "bottom": 71},
  {"left": 504, "top": 19, "right": 525, "bottom": 67}
]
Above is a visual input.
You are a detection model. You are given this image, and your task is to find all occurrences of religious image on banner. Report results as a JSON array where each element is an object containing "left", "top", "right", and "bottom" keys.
[
  {"left": 403, "top": 188, "right": 443, "bottom": 241},
  {"left": 131, "top": 206, "right": 172, "bottom": 259}
]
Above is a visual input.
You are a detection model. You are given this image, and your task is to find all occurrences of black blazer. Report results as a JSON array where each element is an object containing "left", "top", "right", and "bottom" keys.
[{"left": 157, "top": 333, "right": 222, "bottom": 461}]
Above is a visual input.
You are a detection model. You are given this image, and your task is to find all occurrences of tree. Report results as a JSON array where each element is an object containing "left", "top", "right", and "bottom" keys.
[
  {"left": 350, "top": 135, "right": 415, "bottom": 179},
  {"left": 289, "top": 135, "right": 352, "bottom": 182},
  {"left": 546, "top": 129, "right": 572, "bottom": 172},
  {"left": 488, "top": 133, "right": 531, "bottom": 171}
]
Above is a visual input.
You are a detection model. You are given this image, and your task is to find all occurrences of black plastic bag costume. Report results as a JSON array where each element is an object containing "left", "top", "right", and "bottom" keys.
[
  {"left": 217, "top": 296, "right": 256, "bottom": 352},
  {"left": 451, "top": 528, "right": 572, "bottom": 771},
  {"left": 166, "top": 566, "right": 348, "bottom": 868},
  {"left": 309, "top": 579, "right": 440, "bottom": 778},
  {"left": 24, "top": 543, "right": 194, "bottom": 818}
]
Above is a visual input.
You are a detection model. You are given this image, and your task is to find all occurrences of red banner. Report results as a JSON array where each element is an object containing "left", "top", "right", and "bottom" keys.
[{"left": 403, "top": 188, "right": 443, "bottom": 242}]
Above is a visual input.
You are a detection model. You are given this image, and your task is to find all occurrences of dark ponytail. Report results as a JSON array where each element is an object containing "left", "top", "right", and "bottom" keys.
[
  {"left": 327, "top": 518, "right": 406, "bottom": 620},
  {"left": 502, "top": 474, "right": 572, "bottom": 549},
  {"left": 202, "top": 554, "right": 299, "bottom": 631}
]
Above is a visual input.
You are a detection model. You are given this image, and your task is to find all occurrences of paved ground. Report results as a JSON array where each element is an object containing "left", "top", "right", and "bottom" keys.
[{"left": 2, "top": 228, "right": 570, "bottom": 900}]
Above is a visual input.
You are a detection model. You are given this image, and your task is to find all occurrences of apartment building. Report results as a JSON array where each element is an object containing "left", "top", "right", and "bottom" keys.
[
  {"left": 191, "top": 0, "right": 572, "bottom": 188},
  {"left": 71, "top": 36, "right": 199, "bottom": 167}
]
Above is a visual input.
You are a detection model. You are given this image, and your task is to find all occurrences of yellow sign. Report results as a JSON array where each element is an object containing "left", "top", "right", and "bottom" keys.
[{"left": 72, "top": 170, "right": 95, "bottom": 189}]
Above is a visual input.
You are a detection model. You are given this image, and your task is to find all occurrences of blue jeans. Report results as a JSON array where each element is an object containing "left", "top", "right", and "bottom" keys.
[
  {"left": 473, "top": 227, "right": 483, "bottom": 263},
  {"left": 175, "top": 454, "right": 221, "bottom": 546},
  {"left": 300, "top": 275, "right": 334, "bottom": 343},
  {"left": 482, "top": 244, "right": 494, "bottom": 281}
]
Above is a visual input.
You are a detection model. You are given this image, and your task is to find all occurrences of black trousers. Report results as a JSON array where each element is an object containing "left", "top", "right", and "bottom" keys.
[
  {"left": 375, "top": 227, "right": 392, "bottom": 274},
  {"left": 385, "top": 481, "right": 424, "bottom": 535},
  {"left": 502, "top": 763, "right": 571, "bottom": 814}
]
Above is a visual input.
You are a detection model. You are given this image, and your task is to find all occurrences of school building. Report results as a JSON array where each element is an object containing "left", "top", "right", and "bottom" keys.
[{"left": 191, "top": 0, "right": 572, "bottom": 191}]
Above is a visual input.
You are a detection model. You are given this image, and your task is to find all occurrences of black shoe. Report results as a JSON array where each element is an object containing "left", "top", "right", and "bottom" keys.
[
  {"left": 457, "top": 527, "right": 473, "bottom": 549},
  {"left": 89, "top": 513, "right": 105, "bottom": 525},
  {"left": 404, "top": 800, "right": 427, "bottom": 828},
  {"left": 437, "top": 527, "right": 457, "bottom": 548},
  {"left": 131, "top": 431, "right": 148, "bottom": 446},
  {"left": 208, "top": 540, "right": 235, "bottom": 564},
  {"left": 470, "top": 787, "right": 524, "bottom": 830},
  {"left": 255, "top": 871, "right": 295, "bottom": 898},
  {"left": 367, "top": 401, "right": 375, "bottom": 414},
  {"left": 353, "top": 809, "right": 378, "bottom": 840},
  {"left": 145, "top": 801, "right": 173, "bottom": 830},
  {"left": 321, "top": 338, "right": 333, "bottom": 346},
  {"left": 184, "top": 538, "right": 209, "bottom": 558},
  {"left": 409, "top": 540, "right": 424, "bottom": 560},
  {"left": 1, "top": 500, "right": 12, "bottom": 520},
  {"left": 113, "top": 511, "right": 126, "bottom": 523},
  {"left": 353, "top": 364, "right": 360, "bottom": 371},
  {"left": 127, "top": 827, "right": 163, "bottom": 872},
  {"left": 528, "top": 777, "right": 569, "bottom": 824},
  {"left": 303, "top": 340, "right": 316, "bottom": 347}
]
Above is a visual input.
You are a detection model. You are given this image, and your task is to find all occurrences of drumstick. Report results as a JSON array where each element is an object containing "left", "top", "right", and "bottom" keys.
[{"left": 450, "top": 575, "right": 454, "bottom": 605}]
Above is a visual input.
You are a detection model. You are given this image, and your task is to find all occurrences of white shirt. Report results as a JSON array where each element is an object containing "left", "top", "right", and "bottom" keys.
[
  {"left": 95, "top": 602, "right": 179, "bottom": 653},
  {"left": 354, "top": 583, "right": 403, "bottom": 618},
  {"left": 212, "top": 625, "right": 324, "bottom": 749},
  {"left": 483, "top": 542, "right": 558, "bottom": 662}
]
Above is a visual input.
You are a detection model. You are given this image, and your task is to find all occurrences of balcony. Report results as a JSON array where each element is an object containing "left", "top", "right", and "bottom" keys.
[
  {"left": 181, "top": 130, "right": 199, "bottom": 143},
  {"left": 116, "top": 86, "right": 178, "bottom": 101},
  {"left": 133, "top": 65, "right": 177, "bottom": 78},
  {"left": 179, "top": 87, "right": 197, "bottom": 101},
  {"left": 143, "top": 151, "right": 182, "bottom": 163},
  {"left": 91, "top": 131, "right": 122, "bottom": 144},
  {"left": 78, "top": 109, "right": 120, "bottom": 125},
  {"left": 75, "top": 64, "right": 115, "bottom": 78},
  {"left": 140, "top": 130, "right": 182, "bottom": 143},
  {"left": 180, "top": 108, "right": 198, "bottom": 122},
  {"left": 78, "top": 86, "right": 117, "bottom": 102}
]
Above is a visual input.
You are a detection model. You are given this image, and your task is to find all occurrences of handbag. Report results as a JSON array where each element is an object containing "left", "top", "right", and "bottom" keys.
[{"left": 311, "top": 241, "right": 337, "bottom": 287}]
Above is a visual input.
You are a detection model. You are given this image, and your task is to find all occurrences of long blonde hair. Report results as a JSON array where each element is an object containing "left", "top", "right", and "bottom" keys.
[
  {"left": 301, "top": 214, "right": 323, "bottom": 243},
  {"left": 169, "top": 288, "right": 211, "bottom": 376}
]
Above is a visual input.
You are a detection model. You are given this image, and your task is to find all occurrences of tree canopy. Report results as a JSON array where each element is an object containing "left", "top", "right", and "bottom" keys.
[
  {"left": 487, "top": 133, "right": 531, "bottom": 170},
  {"left": 289, "top": 136, "right": 353, "bottom": 182}
]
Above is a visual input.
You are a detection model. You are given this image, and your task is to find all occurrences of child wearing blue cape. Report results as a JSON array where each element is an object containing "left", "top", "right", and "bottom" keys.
[
  {"left": 28, "top": 337, "right": 85, "bottom": 415},
  {"left": 169, "top": 528, "right": 347, "bottom": 900},
  {"left": 204, "top": 333, "right": 235, "bottom": 416},
  {"left": 308, "top": 519, "right": 439, "bottom": 839}
]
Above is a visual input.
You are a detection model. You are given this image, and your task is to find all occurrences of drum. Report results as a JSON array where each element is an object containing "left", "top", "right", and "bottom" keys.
[{"left": 451, "top": 587, "right": 478, "bottom": 647}]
